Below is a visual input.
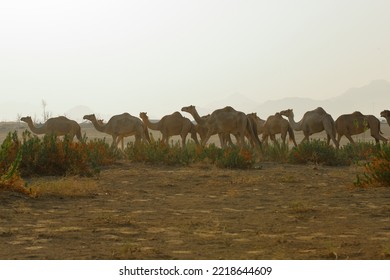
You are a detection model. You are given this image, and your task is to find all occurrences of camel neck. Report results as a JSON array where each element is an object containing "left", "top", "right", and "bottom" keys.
[
  {"left": 287, "top": 114, "right": 302, "bottom": 131},
  {"left": 90, "top": 118, "right": 107, "bottom": 133},
  {"left": 141, "top": 117, "right": 160, "bottom": 130},
  {"left": 27, "top": 121, "right": 46, "bottom": 134},
  {"left": 190, "top": 110, "right": 206, "bottom": 125}
]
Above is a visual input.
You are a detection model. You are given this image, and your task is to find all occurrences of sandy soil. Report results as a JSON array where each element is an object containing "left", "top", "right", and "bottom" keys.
[
  {"left": 0, "top": 122, "right": 389, "bottom": 260},
  {"left": 1, "top": 161, "right": 389, "bottom": 260}
]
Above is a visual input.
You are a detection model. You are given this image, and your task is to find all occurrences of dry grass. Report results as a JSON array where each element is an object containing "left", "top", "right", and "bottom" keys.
[{"left": 27, "top": 177, "right": 99, "bottom": 198}]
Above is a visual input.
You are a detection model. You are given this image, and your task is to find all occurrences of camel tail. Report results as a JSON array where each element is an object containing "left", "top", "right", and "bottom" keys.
[
  {"left": 246, "top": 118, "right": 262, "bottom": 149},
  {"left": 379, "top": 121, "right": 384, "bottom": 135},
  {"left": 287, "top": 125, "right": 297, "bottom": 146},
  {"left": 190, "top": 125, "right": 199, "bottom": 145},
  {"left": 76, "top": 126, "right": 83, "bottom": 142}
]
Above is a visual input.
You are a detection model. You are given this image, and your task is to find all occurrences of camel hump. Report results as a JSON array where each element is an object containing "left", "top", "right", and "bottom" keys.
[
  {"left": 50, "top": 116, "right": 72, "bottom": 122},
  {"left": 352, "top": 111, "right": 364, "bottom": 116},
  {"left": 315, "top": 107, "right": 327, "bottom": 114},
  {"left": 274, "top": 112, "right": 282, "bottom": 118},
  {"left": 223, "top": 106, "right": 236, "bottom": 111},
  {"left": 119, "top": 112, "right": 132, "bottom": 118},
  {"left": 172, "top": 111, "right": 183, "bottom": 118}
]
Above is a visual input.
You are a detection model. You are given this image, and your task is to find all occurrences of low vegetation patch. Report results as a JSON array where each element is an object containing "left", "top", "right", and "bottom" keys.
[
  {"left": 288, "top": 139, "right": 350, "bottom": 166},
  {"left": 354, "top": 145, "right": 390, "bottom": 188},
  {"left": 0, "top": 131, "right": 117, "bottom": 194},
  {"left": 124, "top": 140, "right": 255, "bottom": 169},
  {"left": 1, "top": 131, "right": 389, "bottom": 194}
]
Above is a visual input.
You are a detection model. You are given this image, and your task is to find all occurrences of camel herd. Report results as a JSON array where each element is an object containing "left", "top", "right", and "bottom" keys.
[{"left": 19, "top": 107, "right": 390, "bottom": 149}]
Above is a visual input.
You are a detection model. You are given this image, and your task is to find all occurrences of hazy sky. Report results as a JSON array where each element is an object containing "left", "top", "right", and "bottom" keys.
[{"left": 1, "top": 0, "right": 390, "bottom": 120}]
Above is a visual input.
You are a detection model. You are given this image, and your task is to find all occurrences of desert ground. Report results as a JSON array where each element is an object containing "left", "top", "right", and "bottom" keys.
[{"left": 0, "top": 121, "right": 389, "bottom": 259}]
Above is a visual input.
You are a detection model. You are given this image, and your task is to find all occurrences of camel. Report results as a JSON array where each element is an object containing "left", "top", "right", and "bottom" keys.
[
  {"left": 380, "top": 110, "right": 390, "bottom": 127},
  {"left": 139, "top": 111, "right": 198, "bottom": 147},
  {"left": 335, "top": 111, "right": 387, "bottom": 145},
  {"left": 20, "top": 116, "right": 82, "bottom": 141},
  {"left": 181, "top": 105, "right": 261, "bottom": 148},
  {"left": 247, "top": 113, "right": 265, "bottom": 135},
  {"left": 83, "top": 113, "right": 149, "bottom": 149},
  {"left": 280, "top": 107, "right": 338, "bottom": 148},
  {"left": 196, "top": 112, "right": 244, "bottom": 147},
  {"left": 190, "top": 112, "right": 235, "bottom": 147},
  {"left": 261, "top": 113, "right": 297, "bottom": 147}
]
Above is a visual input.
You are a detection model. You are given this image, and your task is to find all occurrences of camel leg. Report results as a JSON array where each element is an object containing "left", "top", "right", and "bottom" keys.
[
  {"left": 238, "top": 134, "right": 246, "bottom": 147},
  {"left": 301, "top": 132, "right": 310, "bottom": 144},
  {"left": 336, "top": 133, "right": 342, "bottom": 147},
  {"left": 114, "top": 136, "right": 124, "bottom": 149},
  {"left": 281, "top": 130, "right": 287, "bottom": 145},
  {"left": 202, "top": 132, "right": 212, "bottom": 147},
  {"left": 371, "top": 132, "right": 387, "bottom": 144},
  {"left": 181, "top": 134, "right": 187, "bottom": 147},
  {"left": 111, "top": 136, "right": 118, "bottom": 148},
  {"left": 330, "top": 134, "right": 339, "bottom": 148},
  {"left": 272, "top": 137, "right": 278, "bottom": 146},
  {"left": 345, "top": 134, "right": 355, "bottom": 145},
  {"left": 217, "top": 133, "right": 224, "bottom": 147},
  {"left": 190, "top": 129, "right": 199, "bottom": 145},
  {"left": 262, "top": 134, "right": 269, "bottom": 146},
  {"left": 228, "top": 134, "right": 236, "bottom": 146},
  {"left": 68, "top": 133, "right": 75, "bottom": 142}
]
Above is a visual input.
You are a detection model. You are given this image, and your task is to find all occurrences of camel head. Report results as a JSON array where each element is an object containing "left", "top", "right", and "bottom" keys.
[
  {"left": 83, "top": 114, "right": 96, "bottom": 122},
  {"left": 280, "top": 109, "right": 293, "bottom": 118},
  {"left": 139, "top": 112, "right": 148, "bottom": 120},
  {"left": 181, "top": 105, "right": 196, "bottom": 114},
  {"left": 380, "top": 110, "right": 390, "bottom": 118},
  {"left": 20, "top": 116, "right": 32, "bottom": 123},
  {"left": 247, "top": 112, "right": 257, "bottom": 119}
]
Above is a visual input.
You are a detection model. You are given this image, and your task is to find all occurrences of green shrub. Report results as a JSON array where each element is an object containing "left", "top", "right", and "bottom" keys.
[
  {"left": 261, "top": 141, "right": 290, "bottom": 162},
  {"left": 288, "top": 139, "right": 350, "bottom": 166},
  {"left": 0, "top": 132, "right": 27, "bottom": 194},
  {"left": 216, "top": 145, "right": 255, "bottom": 169},
  {"left": 1, "top": 131, "right": 119, "bottom": 178},
  {"left": 355, "top": 145, "right": 390, "bottom": 187},
  {"left": 339, "top": 142, "right": 380, "bottom": 163},
  {"left": 124, "top": 139, "right": 255, "bottom": 169}
]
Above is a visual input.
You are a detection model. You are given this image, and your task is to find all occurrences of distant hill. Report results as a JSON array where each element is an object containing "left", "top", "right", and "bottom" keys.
[
  {"left": 255, "top": 80, "right": 390, "bottom": 119},
  {"left": 199, "top": 80, "right": 390, "bottom": 120},
  {"left": 2, "top": 80, "right": 389, "bottom": 122}
]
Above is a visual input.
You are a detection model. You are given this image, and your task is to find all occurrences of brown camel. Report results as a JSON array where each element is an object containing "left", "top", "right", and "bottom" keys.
[
  {"left": 380, "top": 110, "right": 390, "bottom": 127},
  {"left": 83, "top": 113, "right": 149, "bottom": 149},
  {"left": 280, "top": 107, "right": 338, "bottom": 148},
  {"left": 181, "top": 105, "right": 261, "bottom": 148},
  {"left": 335, "top": 111, "right": 387, "bottom": 145},
  {"left": 189, "top": 111, "right": 235, "bottom": 147},
  {"left": 139, "top": 112, "right": 198, "bottom": 147},
  {"left": 261, "top": 113, "right": 297, "bottom": 147},
  {"left": 247, "top": 113, "right": 265, "bottom": 135},
  {"left": 194, "top": 114, "right": 212, "bottom": 143},
  {"left": 20, "top": 116, "right": 82, "bottom": 141}
]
